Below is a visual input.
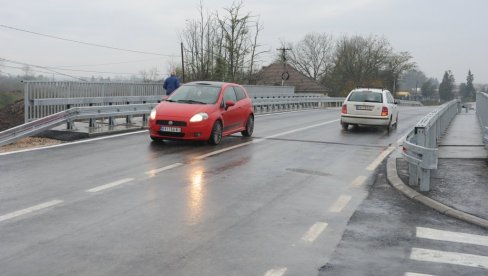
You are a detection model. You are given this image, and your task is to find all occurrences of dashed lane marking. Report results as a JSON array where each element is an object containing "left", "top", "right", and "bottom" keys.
[
  {"left": 328, "top": 195, "right": 352, "bottom": 213},
  {"left": 405, "top": 273, "right": 437, "bottom": 276},
  {"left": 145, "top": 163, "right": 184, "bottom": 176},
  {"left": 195, "top": 119, "right": 339, "bottom": 160},
  {"left": 86, "top": 178, "right": 134, "bottom": 193},
  {"left": 351, "top": 176, "right": 367, "bottom": 188},
  {"left": 417, "top": 227, "right": 488, "bottom": 247},
  {"left": 0, "top": 200, "right": 63, "bottom": 223},
  {"left": 410, "top": 248, "right": 488, "bottom": 269},
  {"left": 301, "top": 222, "right": 328, "bottom": 242},
  {"left": 264, "top": 267, "right": 287, "bottom": 276}
]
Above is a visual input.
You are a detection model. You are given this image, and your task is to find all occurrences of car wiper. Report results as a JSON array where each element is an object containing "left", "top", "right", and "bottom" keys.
[
  {"left": 363, "top": 100, "right": 380, "bottom": 103},
  {"left": 178, "top": 99, "right": 207, "bottom": 104},
  {"left": 165, "top": 99, "right": 176, "bottom": 102}
]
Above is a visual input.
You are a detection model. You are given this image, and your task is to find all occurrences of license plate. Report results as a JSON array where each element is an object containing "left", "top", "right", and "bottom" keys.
[
  {"left": 160, "top": 126, "right": 181, "bottom": 132},
  {"left": 356, "top": 105, "right": 373, "bottom": 111}
]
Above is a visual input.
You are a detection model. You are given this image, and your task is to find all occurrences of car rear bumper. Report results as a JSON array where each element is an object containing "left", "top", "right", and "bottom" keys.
[{"left": 341, "top": 114, "right": 390, "bottom": 126}]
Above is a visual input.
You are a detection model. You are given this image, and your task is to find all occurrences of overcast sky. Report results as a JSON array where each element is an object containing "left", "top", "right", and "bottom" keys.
[{"left": 1, "top": 0, "right": 487, "bottom": 84}]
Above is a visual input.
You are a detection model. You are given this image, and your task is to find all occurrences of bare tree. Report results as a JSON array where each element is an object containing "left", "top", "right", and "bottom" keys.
[
  {"left": 327, "top": 35, "right": 393, "bottom": 96},
  {"left": 180, "top": 0, "right": 264, "bottom": 83},
  {"left": 286, "top": 33, "right": 334, "bottom": 81},
  {"left": 385, "top": 51, "right": 416, "bottom": 93}
]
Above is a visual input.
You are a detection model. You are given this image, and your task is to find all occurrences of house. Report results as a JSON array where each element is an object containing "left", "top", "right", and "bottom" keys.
[{"left": 253, "top": 62, "right": 329, "bottom": 95}]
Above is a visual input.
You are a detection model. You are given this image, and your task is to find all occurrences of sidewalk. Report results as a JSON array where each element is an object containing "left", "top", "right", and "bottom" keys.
[{"left": 388, "top": 107, "right": 488, "bottom": 229}]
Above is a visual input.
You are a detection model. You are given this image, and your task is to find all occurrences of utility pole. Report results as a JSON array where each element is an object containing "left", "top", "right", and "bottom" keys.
[
  {"left": 277, "top": 47, "right": 291, "bottom": 86},
  {"left": 180, "top": 42, "right": 185, "bottom": 83}
]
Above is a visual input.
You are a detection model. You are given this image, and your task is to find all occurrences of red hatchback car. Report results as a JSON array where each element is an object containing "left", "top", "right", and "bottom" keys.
[{"left": 149, "top": 81, "right": 254, "bottom": 145}]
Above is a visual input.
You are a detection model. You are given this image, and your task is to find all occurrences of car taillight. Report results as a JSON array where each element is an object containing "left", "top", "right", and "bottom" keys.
[
  {"left": 381, "top": 106, "right": 389, "bottom": 116},
  {"left": 341, "top": 104, "right": 347, "bottom": 114}
]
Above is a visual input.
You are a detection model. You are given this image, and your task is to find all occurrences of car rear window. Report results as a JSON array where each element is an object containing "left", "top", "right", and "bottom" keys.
[{"left": 348, "top": 91, "right": 383, "bottom": 103}]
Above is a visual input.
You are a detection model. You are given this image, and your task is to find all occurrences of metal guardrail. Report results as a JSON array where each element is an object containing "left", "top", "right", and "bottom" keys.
[
  {"left": 476, "top": 92, "right": 488, "bottom": 145},
  {"left": 402, "top": 99, "right": 460, "bottom": 191},
  {"left": 252, "top": 96, "right": 344, "bottom": 112},
  {"left": 0, "top": 103, "right": 158, "bottom": 147},
  {"left": 0, "top": 96, "right": 343, "bottom": 147}
]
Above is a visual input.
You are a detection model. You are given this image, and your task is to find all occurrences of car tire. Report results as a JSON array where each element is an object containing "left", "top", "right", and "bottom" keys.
[
  {"left": 208, "top": 121, "right": 223, "bottom": 145},
  {"left": 386, "top": 117, "right": 392, "bottom": 134},
  {"left": 341, "top": 123, "right": 349, "bottom": 130},
  {"left": 241, "top": 115, "right": 254, "bottom": 137}
]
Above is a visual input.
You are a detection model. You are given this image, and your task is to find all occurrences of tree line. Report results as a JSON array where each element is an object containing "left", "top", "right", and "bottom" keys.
[
  {"left": 178, "top": 1, "right": 484, "bottom": 102},
  {"left": 178, "top": 2, "right": 416, "bottom": 96}
]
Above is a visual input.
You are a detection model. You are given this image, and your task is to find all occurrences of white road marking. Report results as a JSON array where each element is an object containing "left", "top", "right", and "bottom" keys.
[
  {"left": 195, "top": 142, "right": 254, "bottom": 160},
  {"left": 195, "top": 119, "right": 339, "bottom": 160},
  {"left": 265, "top": 119, "right": 339, "bottom": 139},
  {"left": 301, "top": 222, "right": 328, "bottom": 242},
  {"left": 0, "top": 200, "right": 63, "bottom": 222},
  {"left": 145, "top": 163, "right": 183, "bottom": 176},
  {"left": 405, "top": 273, "right": 437, "bottom": 276},
  {"left": 328, "top": 195, "right": 352, "bottom": 213},
  {"left": 351, "top": 176, "right": 367, "bottom": 188},
  {"left": 410, "top": 248, "right": 488, "bottom": 269},
  {"left": 0, "top": 130, "right": 147, "bottom": 156},
  {"left": 86, "top": 178, "right": 134, "bottom": 193},
  {"left": 417, "top": 227, "right": 488, "bottom": 247},
  {"left": 366, "top": 146, "right": 396, "bottom": 171},
  {"left": 264, "top": 267, "right": 287, "bottom": 276}
]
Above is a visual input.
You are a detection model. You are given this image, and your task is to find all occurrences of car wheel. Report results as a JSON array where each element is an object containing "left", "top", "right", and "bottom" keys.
[
  {"left": 241, "top": 115, "right": 254, "bottom": 137},
  {"left": 208, "top": 121, "right": 223, "bottom": 145},
  {"left": 386, "top": 118, "right": 392, "bottom": 134},
  {"left": 341, "top": 123, "right": 349, "bottom": 130}
]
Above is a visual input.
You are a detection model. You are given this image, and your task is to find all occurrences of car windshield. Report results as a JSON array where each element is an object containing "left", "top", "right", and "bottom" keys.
[
  {"left": 348, "top": 91, "right": 383, "bottom": 103},
  {"left": 167, "top": 84, "right": 221, "bottom": 104}
]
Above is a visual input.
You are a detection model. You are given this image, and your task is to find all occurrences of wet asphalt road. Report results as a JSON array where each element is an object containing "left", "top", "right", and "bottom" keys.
[
  {"left": 0, "top": 107, "right": 436, "bottom": 275},
  {"left": 321, "top": 157, "right": 488, "bottom": 276}
]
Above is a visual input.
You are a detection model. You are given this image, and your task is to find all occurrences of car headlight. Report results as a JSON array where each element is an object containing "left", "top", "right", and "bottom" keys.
[
  {"left": 150, "top": 108, "right": 157, "bottom": 120},
  {"left": 190, "top": 112, "right": 209, "bottom": 122}
]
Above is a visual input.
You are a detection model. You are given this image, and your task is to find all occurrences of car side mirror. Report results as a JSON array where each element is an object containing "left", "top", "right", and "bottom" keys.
[
  {"left": 225, "top": 100, "right": 235, "bottom": 110},
  {"left": 394, "top": 100, "right": 399, "bottom": 105}
]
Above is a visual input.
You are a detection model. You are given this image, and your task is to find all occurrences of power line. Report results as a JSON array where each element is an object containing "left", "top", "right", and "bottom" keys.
[
  {"left": 0, "top": 24, "right": 180, "bottom": 57},
  {"left": 1, "top": 57, "right": 150, "bottom": 76},
  {"left": 54, "top": 58, "right": 159, "bottom": 68},
  {"left": 1, "top": 58, "right": 87, "bottom": 81}
]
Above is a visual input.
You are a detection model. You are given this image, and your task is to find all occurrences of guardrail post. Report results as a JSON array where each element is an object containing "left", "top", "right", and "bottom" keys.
[
  {"left": 108, "top": 102, "right": 114, "bottom": 126},
  {"left": 126, "top": 101, "right": 132, "bottom": 124},
  {"left": 417, "top": 127, "right": 431, "bottom": 191},
  {"left": 142, "top": 101, "right": 148, "bottom": 124},
  {"left": 66, "top": 104, "right": 74, "bottom": 129},
  {"left": 408, "top": 132, "right": 420, "bottom": 187},
  {"left": 88, "top": 103, "right": 96, "bottom": 128}
]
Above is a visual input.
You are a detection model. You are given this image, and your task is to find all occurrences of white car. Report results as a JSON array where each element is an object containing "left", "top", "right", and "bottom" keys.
[{"left": 340, "top": 88, "right": 399, "bottom": 132}]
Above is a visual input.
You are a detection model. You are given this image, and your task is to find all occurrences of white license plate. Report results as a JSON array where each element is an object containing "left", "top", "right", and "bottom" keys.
[
  {"left": 160, "top": 126, "right": 181, "bottom": 132},
  {"left": 356, "top": 105, "right": 373, "bottom": 111}
]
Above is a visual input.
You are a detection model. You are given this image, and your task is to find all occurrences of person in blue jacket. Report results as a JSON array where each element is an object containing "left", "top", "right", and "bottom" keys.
[{"left": 163, "top": 72, "right": 180, "bottom": 95}]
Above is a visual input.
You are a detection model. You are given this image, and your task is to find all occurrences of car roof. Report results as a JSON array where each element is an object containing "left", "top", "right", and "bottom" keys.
[
  {"left": 184, "top": 81, "right": 236, "bottom": 87},
  {"left": 350, "top": 88, "right": 389, "bottom": 94}
]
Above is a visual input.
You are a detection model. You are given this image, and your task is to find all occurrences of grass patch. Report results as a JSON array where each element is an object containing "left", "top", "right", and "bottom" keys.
[{"left": 0, "top": 91, "right": 23, "bottom": 109}]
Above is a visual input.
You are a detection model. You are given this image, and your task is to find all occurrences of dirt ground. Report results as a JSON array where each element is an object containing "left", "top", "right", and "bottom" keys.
[
  {"left": 0, "top": 99, "right": 24, "bottom": 131},
  {"left": 0, "top": 100, "right": 62, "bottom": 153}
]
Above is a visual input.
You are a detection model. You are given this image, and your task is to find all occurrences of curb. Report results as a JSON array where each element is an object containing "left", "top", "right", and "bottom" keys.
[{"left": 386, "top": 156, "right": 488, "bottom": 229}]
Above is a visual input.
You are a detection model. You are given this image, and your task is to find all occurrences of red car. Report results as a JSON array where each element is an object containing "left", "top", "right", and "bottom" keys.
[{"left": 148, "top": 81, "right": 254, "bottom": 145}]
